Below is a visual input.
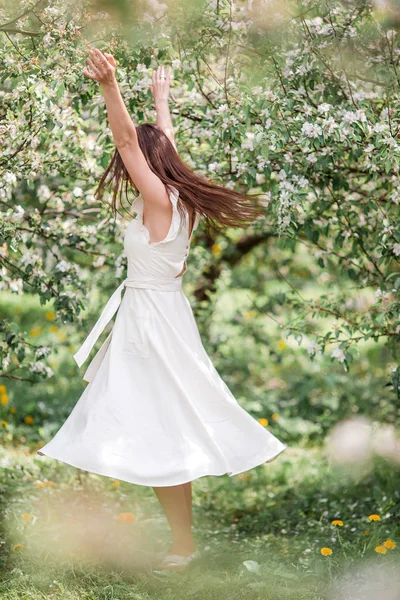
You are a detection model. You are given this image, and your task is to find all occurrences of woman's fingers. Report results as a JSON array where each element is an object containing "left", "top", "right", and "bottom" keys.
[
  {"left": 83, "top": 68, "right": 97, "bottom": 80},
  {"left": 91, "top": 47, "right": 106, "bottom": 65},
  {"left": 83, "top": 46, "right": 117, "bottom": 85},
  {"left": 104, "top": 52, "right": 116, "bottom": 67},
  {"left": 86, "top": 57, "right": 100, "bottom": 76}
]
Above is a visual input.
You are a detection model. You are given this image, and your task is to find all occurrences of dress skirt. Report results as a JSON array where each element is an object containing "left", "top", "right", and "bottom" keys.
[{"left": 38, "top": 285, "right": 287, "bottom": 487}]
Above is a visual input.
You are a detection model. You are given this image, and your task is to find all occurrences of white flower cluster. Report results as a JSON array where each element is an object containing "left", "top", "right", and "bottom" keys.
[
  {"left": 29, "top": 361, "right": 54, "bottom": 377},
  {"left": 11, "top": 205, "right": 25, "bottom": 222},
  {"left": 307, "top": 340, "right": 322, "bottom": 356},
  {"left": 115, "top": 253, "right": 126, "bottom": 279},
  {"left": 305, "top": 16, "right": 334, "bottom": 36},
  {"left": 93, "top": 255, "right": 106, "bottom": 268},
  {"left": 35, "top": 346, "right": 51, "bottom": 359},
  {"left": 331, "top": 347, "right": 346, "bottom": 363},
  {"left": 301, "top": 122, "right": 322, "bottom": 139},
  {"left": 9, "top": 279, "right": 23, "bottom": 294},
  {"left": 392, "top": 243, "right": 400, "bottom": 257},
  {"left": 37, "top": 185, "right": 52, "bottom": 203},
  {"left": 20, "top": 252, "right": 42, "bottom": 267},
  {"left": 55, "top": 260, "right": 72, "bottom": 273},
  {"left": 341, "top": 109, "right": 367, "bottom": 124}
]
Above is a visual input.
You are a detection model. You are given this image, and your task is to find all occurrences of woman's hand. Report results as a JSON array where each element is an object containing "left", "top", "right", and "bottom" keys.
[
  {"left": 83, "top": 47, "right": 117, "bottom": 87},
  {"left": 150, "top": 65, "right": 171, "bottom": 105}
]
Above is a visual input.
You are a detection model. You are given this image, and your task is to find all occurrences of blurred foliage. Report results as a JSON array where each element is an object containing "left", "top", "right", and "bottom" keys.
[
  {"left": 0, "top": 0, "right": 399, "bottom": 445},
  {"left": 0, "top": 444, "right": 399, "bottom": 598}
]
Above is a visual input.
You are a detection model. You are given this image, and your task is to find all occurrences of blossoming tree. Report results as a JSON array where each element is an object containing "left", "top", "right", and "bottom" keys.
[{"left": 0, "top": 0, "right": 399, "bottom": 400}]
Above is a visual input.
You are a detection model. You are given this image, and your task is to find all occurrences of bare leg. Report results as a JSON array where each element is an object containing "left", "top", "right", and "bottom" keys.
[
  {"left": 182, "top": 481, "right": 192, "bottom": 527},
  {"left": 153, "top": 482, "right": 196, "bottom": 556}
]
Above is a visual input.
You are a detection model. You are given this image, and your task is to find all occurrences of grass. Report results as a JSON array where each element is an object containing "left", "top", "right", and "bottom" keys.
[{"left": 1, "top": 443, "right": 399, "bottom": 599}]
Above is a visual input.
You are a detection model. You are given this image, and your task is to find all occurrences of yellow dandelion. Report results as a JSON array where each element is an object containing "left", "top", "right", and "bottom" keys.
[
  {"left": 24, "top": 415, "right": 34, "bottom": 425},
  {"left": 320, "top": 547, "right": 333, "bottom": 556},
  {"left": 10, "top": 407, "right": 16, "bottom": 414},
  {"left": 13, "top": 544, "right": 24, "bottom": 552},
  {"left": 258, "top": 418, "right": 269, "bottom": 427},
  {"left": 201, "top": 492, "right": 207, "bottom": 498},
  {"left": 272, "top": 413, "right": 279, "bottom": 420},
  {"left": 332, "top": 520, "right": 344, "bottom": 527},
  {"left": 243, "top": 310, "right": 256, "bottom": 319},
  {"left": 368, "top": 514, "right": 381, "bottom": 522},
  {"left": 383, "top": 540, "right": 396, "bottom": 550},
  {"left": 0, "top": 384, "right": 6, "bottom": 393},
  {"left": 35, "top": 481, "right": 53, "bottom": 488},
  {"left": 1, "top": 393, "right": 9, "bottom": 405},
  {"left": 118, "top": 512, "right": 135, "bottom": 523},
  {"left": 49, "top": 325, "right": 59, "bottom": 333},
  {"left": 211, "top": 243, "right": 222, "bottom": 257},
  {"left": 57, "top": 331, "right": 67, "bottom": 341},
  {"left": 364, "top": 530, "right": 370, "bottom": 536},
  {"left": 29, "top": 327, "right": 43, "bottom": 337},
  {"left": 375, "top": 545, "right": 387, "bottom": 555},
  {"left": 1, "top": 420, "right": 7, "bottom": 428},
  {"left": 22, "top": 513, "right": 31, "bottom": 520},
  {"left": 45, "top": 311, "right": 55, "bottom": 321},
  {"left": 277, "top": 340, "right": 286, "bottom": 350},
  {"left": 112, "top": 480, "right": 121, "bottom": 487}
]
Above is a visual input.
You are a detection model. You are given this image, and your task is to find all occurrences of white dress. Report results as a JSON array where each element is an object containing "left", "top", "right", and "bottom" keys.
[{"left": 38, "top": 186, "right": 287, "bottom": 486}]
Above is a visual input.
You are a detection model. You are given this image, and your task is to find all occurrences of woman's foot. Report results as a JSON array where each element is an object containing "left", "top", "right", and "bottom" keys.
[
  {"left": 166, "top": 540, "right": 197, "bottom": 557},
  {"left": 157, "top": 548, "right": 200, "bottom": 571}
]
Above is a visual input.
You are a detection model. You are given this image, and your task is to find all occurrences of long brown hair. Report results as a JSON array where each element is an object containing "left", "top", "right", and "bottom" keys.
[{"left": 94, "top": 123, "right": 264, "bottom": 231}]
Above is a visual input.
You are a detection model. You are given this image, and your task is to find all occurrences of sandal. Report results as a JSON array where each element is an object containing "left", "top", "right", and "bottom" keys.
[{"left": 156, "top": 549, "right": 201, "bottom": 571}]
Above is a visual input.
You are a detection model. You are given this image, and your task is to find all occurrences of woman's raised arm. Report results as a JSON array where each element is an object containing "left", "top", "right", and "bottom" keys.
[
  {"left": 83, "top": 47, "right": 170, "bottom": 210},
  {"left": 150, "top": 66, "right": 176, "bottom": 150}
]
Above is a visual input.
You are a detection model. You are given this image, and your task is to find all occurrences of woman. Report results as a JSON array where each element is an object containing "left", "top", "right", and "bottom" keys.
[{"left": 38, "top": 47, "right": 287, "bottom": 571}]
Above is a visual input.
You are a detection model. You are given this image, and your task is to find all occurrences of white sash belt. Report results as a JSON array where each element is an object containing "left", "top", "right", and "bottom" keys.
[{"left": 73, "top": 276, "right": 182, "bottom": 368}]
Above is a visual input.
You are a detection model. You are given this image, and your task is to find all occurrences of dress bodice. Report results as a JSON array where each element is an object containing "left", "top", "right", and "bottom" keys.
[{"left": 124, "top": 186, "right": 200, "bottom": 282}]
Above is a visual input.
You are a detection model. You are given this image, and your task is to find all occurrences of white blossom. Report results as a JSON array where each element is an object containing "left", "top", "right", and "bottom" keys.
[
  {"left": 3, "top": 172, "right": 17, "bottom": 185},
  {"left": 9, "top": 279, "right": 23, "bottom": 294},
  {"left": 217, "top": 103, "right": 229, "bottom": 114},
  {"left": 11, "top": 205, "right": 25, "bottom": 222},
  {"left": 72, "top": 187, "right": 83, "bottom": 197},
  {"left": 30, "top": 361, "right": 53, "bottom": 377},
  {"left": 37, "top": 185, "right": 51, "bottom": 202},
  {"left": 342, "top": 109, "right": 367, "bottom": 124},
  {"left": 307, "top": 341, "right": 321, "bottom": 356},
  {"left": 317, "top": 103, "right": 331, "bottom": 114},
  {"left": 55, "top": 260, "right": 71, "bottom": 273},
  {"left": 93, "top": 255, "right": 106, "bottom": 268},
  {"left": 301, "top": 122, "right": 322, "bottom": 138},
  {"left": 331, "top": 348, "right": 346, "bottom": 363}
]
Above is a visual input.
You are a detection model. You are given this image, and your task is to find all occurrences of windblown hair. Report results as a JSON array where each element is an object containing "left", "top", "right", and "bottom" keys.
[{"left": 94, "top": 123, "right": 264, "bottom": 231}]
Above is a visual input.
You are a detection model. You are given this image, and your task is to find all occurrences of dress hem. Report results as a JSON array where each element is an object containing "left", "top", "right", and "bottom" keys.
[{"left": 36, "top": 444, "right": 287, "bottom": 488}]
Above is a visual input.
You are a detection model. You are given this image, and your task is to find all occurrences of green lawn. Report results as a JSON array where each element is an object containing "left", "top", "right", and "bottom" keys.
[{"left": 1, "top": 444, "right": 399, "bottom": 599}]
